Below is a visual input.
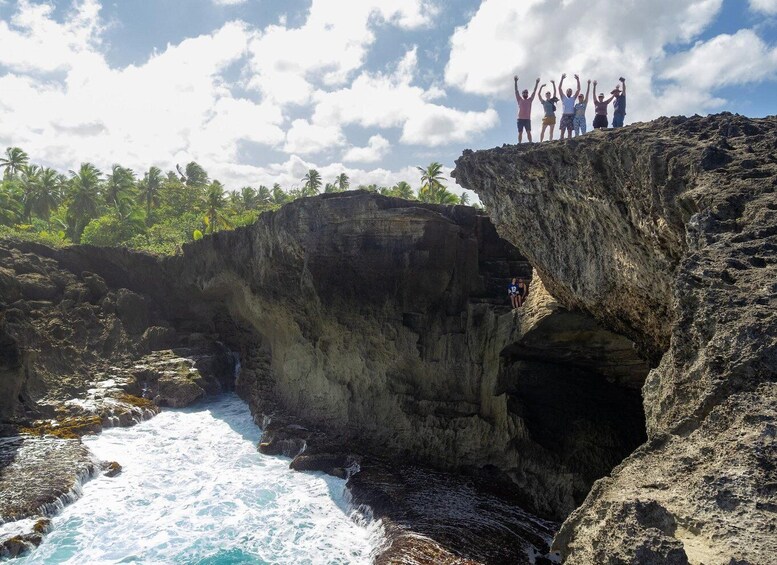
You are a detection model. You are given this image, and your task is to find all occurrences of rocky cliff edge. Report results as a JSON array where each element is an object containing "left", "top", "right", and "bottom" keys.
[{"left": 454, "top": 113, "right": 777, "bottom": 564}]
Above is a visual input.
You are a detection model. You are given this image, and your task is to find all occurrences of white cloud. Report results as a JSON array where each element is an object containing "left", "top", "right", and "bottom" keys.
[
  {"left": 213, "top": 0, "right": 247, "bottom": 5},
  {"left": 342, "top": 134, "right": 391, "bottom": 163},
  {"left": 312, "top": 48, "right": 498, "bottom": 147},
  {"left": 749, "top": 0, "right": 777, "bottom": 14},
  {"left": 245, "top": 0, "right": 437, "bottom": 106},
  {"left": 284, "top": 119, "right": 346, "bottom": 155},
  {"left": 662, "top": 29, "right": 777, "bottom": 89}
]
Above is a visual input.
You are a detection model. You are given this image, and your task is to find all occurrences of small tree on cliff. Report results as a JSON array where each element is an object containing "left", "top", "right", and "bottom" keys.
[{"left": 301, "top": 169, "right": 322, "bottom": 197}]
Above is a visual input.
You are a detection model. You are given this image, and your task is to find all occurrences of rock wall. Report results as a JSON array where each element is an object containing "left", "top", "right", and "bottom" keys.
[
  {"left": 1, "top": 193, "right": 648, "bottom": 525},
  {"left": 454, "top": 113, "right": 777, "bottom": 564}
]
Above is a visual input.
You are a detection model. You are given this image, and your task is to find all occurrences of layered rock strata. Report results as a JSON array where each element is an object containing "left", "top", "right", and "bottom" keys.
[{"left": 454, "top": 113, "right": 777, "bottom": 564}]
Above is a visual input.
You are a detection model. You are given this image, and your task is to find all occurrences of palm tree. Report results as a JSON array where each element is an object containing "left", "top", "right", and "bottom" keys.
[
  {"left": 336, "top": 172, "right": 349, "bottom": 192},
  {"left": 256, "top": 185, "right": 272, "bottom": 206},
  {"left": 1, "top": 147, "right": 29, "bottom": 179},
  {"left": 67, "top": 163, "right": 102, "bottom": 242},
  {"left": 138, "top": 166, "right": 163, "bottom": 225},
  {"left": 185, "top": 162, "right": 209, "bottom": 188},
  {"left": 238, "top": 186, "right": 258, "bottom": 211},
  {"left": 301, "top": 169, "right": 322, "bottom": 197},
  {"left": 272, "top": 183, "right": 289, "bottom": 205},
  {"left": 459, "top": 192, "right": 470, "bottom": 206},
  {"left": 0, "top": 182, "right": 23, "bottom": 226},
  {"left": 29, "top": 167, "right": 63, "bottom": 225},
  {"left": 392, "top": 181, "right": 414, "bottom": 200},
  {"left": 417, "top": 162, "right": 447, "bottom": 203},
  {"left": 18, "top": 164, "right": 41, "bottom": 221},
  {"left": 105, "top": 165, "right": 136, "bottom": 208},
  {"left": 324, "top": 182, "right": 337, "bottom": 193},
  {"left": 203, "top": 181, "right": 232, "bottom": 234}
]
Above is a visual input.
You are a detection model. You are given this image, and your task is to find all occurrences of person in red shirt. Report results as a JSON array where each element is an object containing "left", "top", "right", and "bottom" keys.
[{"left": 514, "top": 75, "right": 540, "bottom": 143}]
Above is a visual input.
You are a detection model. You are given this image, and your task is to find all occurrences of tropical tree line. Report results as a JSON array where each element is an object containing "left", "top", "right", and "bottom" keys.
[{"left": 0, "top": 147, "right": 474, "bottom": 254}]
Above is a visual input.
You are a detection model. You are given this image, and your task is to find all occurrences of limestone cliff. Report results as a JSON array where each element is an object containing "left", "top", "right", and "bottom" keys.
[
  {"left": 454, "top": 113, "right": 777, "bottom": 564},
  {"left": 2, "top": 192, "right": 648, "bottom": 562}
]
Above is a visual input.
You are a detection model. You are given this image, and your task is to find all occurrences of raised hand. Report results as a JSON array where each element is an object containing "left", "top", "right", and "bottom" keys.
[
  {"left": 574, "top": 74, "right": 579, "bottom": 80},
  {"left": 514, "top": 75, "right": 518, "bottom": 81},
  {"left": 535, "top": 78, "right": 540, "bottom": 83},
  {"left": 551, "top": 79, "right": 556, "bottom": 83},
  {"left": 541, "top": 83, "right": 546, "bottom": 88},
  {"left": 587, "top": 79, "right": 591, "bottom": 84},
  {"left": 561, "top": 73, "right": 567, "bottom": 79},
  {"left": 593, "top": 80, "right": 598, "bottom": 86}
]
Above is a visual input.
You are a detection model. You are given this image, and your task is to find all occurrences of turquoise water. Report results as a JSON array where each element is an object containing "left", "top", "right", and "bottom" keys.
[{"left": 19, "top": 394, "right": 379, "bottom": 564}]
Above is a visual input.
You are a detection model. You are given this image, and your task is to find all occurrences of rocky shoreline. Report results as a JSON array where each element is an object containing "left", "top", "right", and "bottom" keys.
[{"left": 2, "top": 113, "right": 772, "bottom": 564}]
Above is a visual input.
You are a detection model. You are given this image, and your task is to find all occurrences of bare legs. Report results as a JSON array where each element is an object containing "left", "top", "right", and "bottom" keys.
[{"left": 540, "top": 124, "right": 555, "bottom": 142}]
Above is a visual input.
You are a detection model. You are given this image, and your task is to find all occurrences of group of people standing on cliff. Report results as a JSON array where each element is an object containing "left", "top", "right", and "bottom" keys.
[{"left": 514, "top": 74, "right": 627, "bottom": 142}]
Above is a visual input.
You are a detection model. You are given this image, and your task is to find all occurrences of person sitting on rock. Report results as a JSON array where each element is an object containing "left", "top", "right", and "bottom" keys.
[
  {"left": 539, "top": 80, "right": 559, "bottom": 142},
  {"left": 518, "top": 278, "right": 529, "bottom": 307},
  {"left": 574, "top": 79, "right": 592, "bottom": 136},
  {"left": 592, "top": 80, "right": 616, "bottom": 129},
  {"left": 558, "top": 74, "right": 581, "bottom": 140},
  {"left": 514, "top": 75, "right": 540, "bottom": 143},
  {"left": 508, "top": 278, "right": 520, "bottom": 309},
  {"left": 612, "top": 77, "right": 627, "bottom": 128}
]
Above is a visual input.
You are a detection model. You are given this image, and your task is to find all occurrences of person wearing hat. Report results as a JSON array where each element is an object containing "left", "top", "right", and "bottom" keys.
[
  {"left": 539, "top": 80, "right": 559, "bottom": 141},
  {"left": 592, "top": 80, "right": 616, "bottom": 129},
  {"left": 612, "top": 77, "right": 627, "bottom": 128},
  {"left": 514, "top": 75, "right": 540, "bottom": 143}
]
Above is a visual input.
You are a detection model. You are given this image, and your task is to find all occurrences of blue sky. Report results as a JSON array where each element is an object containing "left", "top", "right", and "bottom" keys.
[{"left": 1, "top": 0, "right": 775, "bottom": 197}]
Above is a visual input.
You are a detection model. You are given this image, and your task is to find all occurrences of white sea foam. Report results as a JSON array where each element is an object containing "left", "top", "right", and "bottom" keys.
[{"left": 18, "top": 393, "right": 381, "bottom": 564}]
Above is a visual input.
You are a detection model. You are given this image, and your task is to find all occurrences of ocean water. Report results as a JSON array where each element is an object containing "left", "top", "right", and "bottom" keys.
[{"left": 18, "top": 394, "right": 380, "bottom": 564}]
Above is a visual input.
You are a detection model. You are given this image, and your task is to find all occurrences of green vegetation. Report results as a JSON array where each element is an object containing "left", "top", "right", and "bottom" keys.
[{"left": 0, "top": 147, "right": 478, "bottom": 254}]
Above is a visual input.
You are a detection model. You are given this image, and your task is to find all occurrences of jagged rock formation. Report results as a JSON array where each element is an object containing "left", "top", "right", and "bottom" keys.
[
  {"left": 1, "top": 193, "right": 649, "bottom": 562},
  {"left": 454, "top": 113, "right": 777, "bottom": 564}
]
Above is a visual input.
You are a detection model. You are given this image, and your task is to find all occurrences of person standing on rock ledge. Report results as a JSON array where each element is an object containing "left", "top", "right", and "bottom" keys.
[
  {"left": 612, "top": 77, "right": 627, "bottom": 128},
  {"left": 558, "top": 74, "right": 581, "bottom": 140},
  {"left": 514, "top": 75, "right": 540, "bottom": 143},
  {"left": 539, "top": 80, "right": 559, "bottom": 141},
  {"left": 592, "top": 80, "right": 616, "bottom": 129},
  {"left": 574, "top": 79, "right": 592, "bottom": 136}
]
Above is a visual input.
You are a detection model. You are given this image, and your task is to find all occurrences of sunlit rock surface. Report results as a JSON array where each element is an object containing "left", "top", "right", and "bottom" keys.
[{"left": 454, "top": 113, "right": 777, "bottom": 564}]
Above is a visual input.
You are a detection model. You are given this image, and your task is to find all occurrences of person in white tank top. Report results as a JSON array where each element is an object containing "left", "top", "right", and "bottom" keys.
[{"left": 558, "top": 74, "right": 581, "bottom": 140}]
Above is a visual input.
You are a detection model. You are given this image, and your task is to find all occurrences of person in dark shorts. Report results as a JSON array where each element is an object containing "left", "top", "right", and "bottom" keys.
[
  {"left": 612, "top": 77, "right": 626, "bottom": 128},
  {"left": 592, "top": 80, "right": 616, "bottom": 129},
  {"left": 514, "top": 75, "right": 540, "bottom": 143},
  {"left": 558, "top": 73, "right": 581, "bottom": 140},
  {"left": 508, "top": 278, "right": 520, "bottom": 309},
  {"left": 539, "top": 80, "right": 558, "bottom": 142}
]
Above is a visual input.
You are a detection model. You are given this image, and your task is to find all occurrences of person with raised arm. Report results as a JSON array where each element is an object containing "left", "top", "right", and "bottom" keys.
[
  {"left": 612, "top": 77, "right": 627, "bottom": 128},
  {"left": 558, "top": 73, "right": 581, "bottom": 140},
  {"left": 514, "top": 75, "right": 540, "bottom": 143},
  {"left": 574, "top": 79, "right": 592, "bottom": 136},
  {"left": 539, "top": 79, "right": 558, "bottom": 142},
  {"left": 592, "top": 80, "right": 616, "bottom": 129}
]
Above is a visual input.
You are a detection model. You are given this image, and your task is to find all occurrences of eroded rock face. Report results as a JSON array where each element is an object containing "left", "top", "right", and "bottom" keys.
[{"left": 454, "top": 113, "right": 777, "bottom": 564}]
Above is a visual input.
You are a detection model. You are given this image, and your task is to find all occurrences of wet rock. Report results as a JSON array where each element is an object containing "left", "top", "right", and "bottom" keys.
[
  {"left": 290, "top": 453, "right": 354, "bottom": 479},
  {"left": 0, "top": 436, "right": 96, "bottom": 521},
  {"left": 104, "top": 461, "right": 122, "bottom": 477}
]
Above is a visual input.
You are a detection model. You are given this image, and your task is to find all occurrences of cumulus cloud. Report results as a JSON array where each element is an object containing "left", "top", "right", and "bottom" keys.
[
  {"left": 749, "top": 0, "right": 777, "bottom": 14},
  {"left": 443, "top": 0, "right": 737, "bottom": 122},
  {"left": 312, "top": 48, "right": 498, "bottom": 146},
  {"left": 283, "top": 119, "right": 346, "bottom": 155},
  {"left": 245, "top": 0, "right": 437, "bottom": 106},
  {"left": 342, "top": 134, "right": 391, "bottom": 163}
]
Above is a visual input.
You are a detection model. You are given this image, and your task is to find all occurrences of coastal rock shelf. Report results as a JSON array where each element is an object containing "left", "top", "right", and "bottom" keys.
[{"left": 454, "top": 113, "right": 777, "bottom": 564}]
